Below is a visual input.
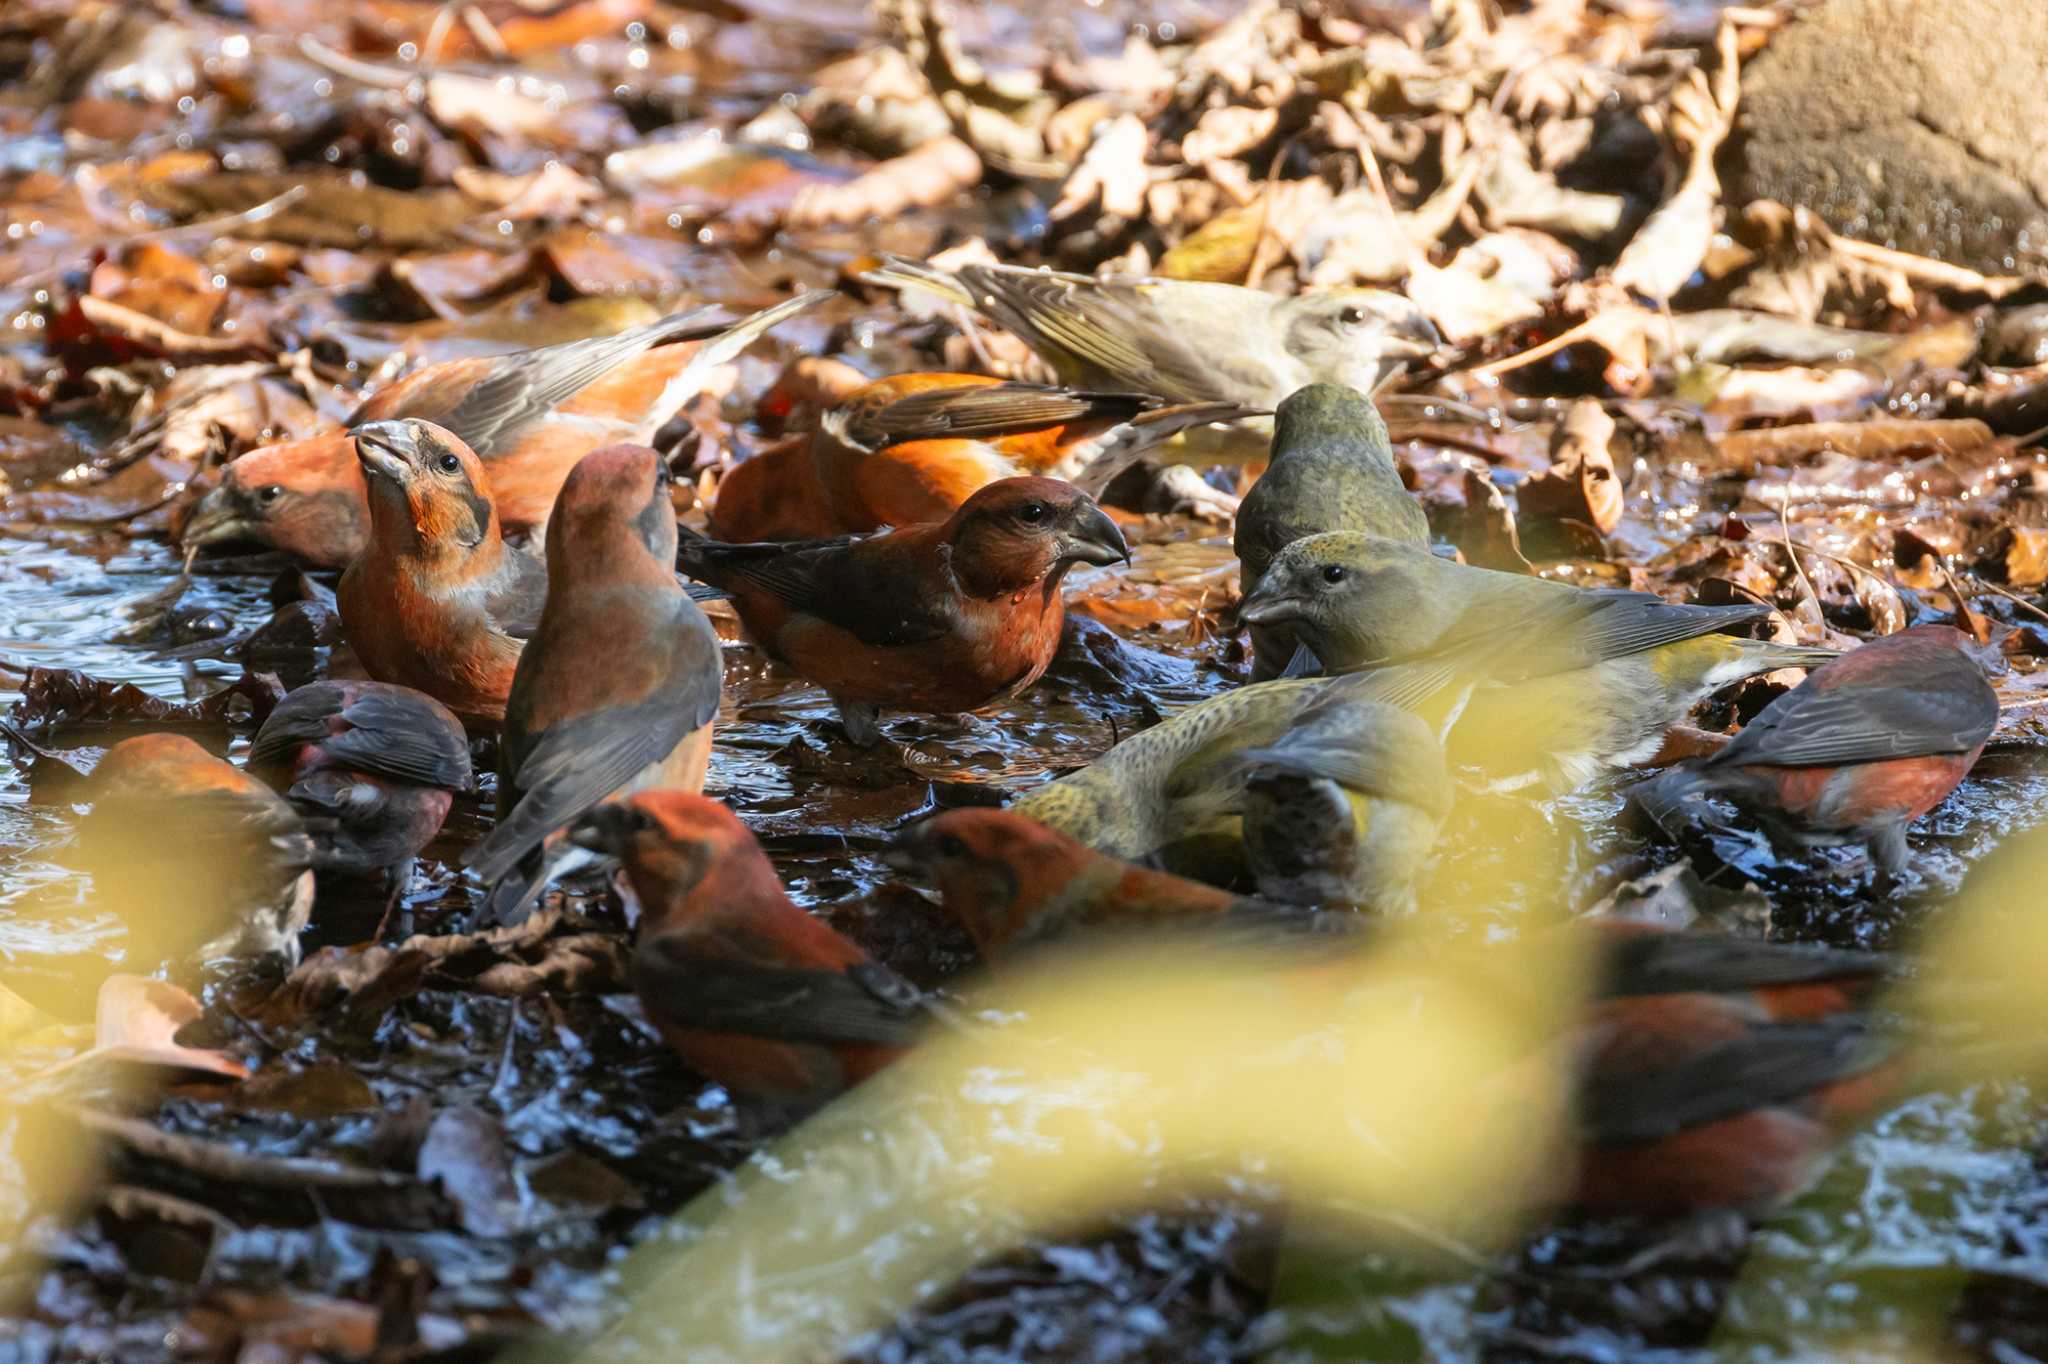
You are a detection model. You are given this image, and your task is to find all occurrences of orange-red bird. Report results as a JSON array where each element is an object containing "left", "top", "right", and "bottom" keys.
[
  {"left": 78, "top": 733, "right": 317, "bottom": 966},
  {"left": 885, "top": 807, "right": 1247, "bottom": 958},
  {"left": 677, "top": 476, "right": 1129, "bottom": 745},
  {"left": 466, "top": 444, "right": 725, "bottom": 923},
  {"left": 248, "top": 679, "right": 473, "bottom": 890},
  {"left": 1633, "top": 624, "right": 2001, "bottom": 879},
  {"left": 707, "top": 436, "right": 845, "bottom": 543},
  {"left": 808, "top": 374, "right": 1257, "bottom": 532},
  {"left": 569, "top": 791, "right": 927, "bottom": 1112},
  {"left": 336, "top": 418, "right": 545, "bottom": 729},
  {"left": 181, "top": 294, "right": 826, "bottom": 568}
]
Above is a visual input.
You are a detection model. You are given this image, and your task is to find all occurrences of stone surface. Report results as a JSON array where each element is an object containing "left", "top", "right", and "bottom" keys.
[{"left": 1730, "top": 0, "right": 2048, "bottom": 274}]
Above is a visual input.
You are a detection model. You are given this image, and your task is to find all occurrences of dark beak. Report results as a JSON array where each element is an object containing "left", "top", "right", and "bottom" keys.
[
  {"left": 1385, "top": 305, "right": 1442, "bottom": 359},
  {"left": 1058, "top": 504, "right": 1131, "bottom": 568},
  {"left": 568, "top": 806, "right": 630, "bottom": 855},
  {"left": 1236, "top": 578, "right": 1304, "bottom": 627},
  {"left": 352, "top": 422, "right": 413, "bottom": 484},
  {"left": 180, "top": 485, "right": 250, "bottom": 548}
]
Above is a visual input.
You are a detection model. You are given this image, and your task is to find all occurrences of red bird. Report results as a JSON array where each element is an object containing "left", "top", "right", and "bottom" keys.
[
  {"left": 677, "top": 476, "right": 1130, "bottom": 745},
  {"left": 568, "top": 791, "right": 927, "bottom": 1113},
  {"left": 1632, "top": 624, "right": 2001, "bottom": 880},
  {"left": 1568, "top": 924, "right": 1900, "bottom": 1215},
  {"left": 465, "top": 444, "right": 725, "bottom": 923},
  {"left": 180, "top": 293, "right": 826, "bottom": 569},
  {"left": 885, "top": 807, "right": 1245, "bottom": 958},
  {"left": 808, "top": 374, "right": 1257, "bottom": 532},
  {"left": 247, "top": 679, "right": 473, "bottom": 897},
  {"left": 707, "top": 436, "right": 845, "bottom": 543},
  {"left": 77, "top": 733, "right": 317, "bottom": 966},
  {"left": 336, "top": 418, "right": 545, "bottom": 729}
]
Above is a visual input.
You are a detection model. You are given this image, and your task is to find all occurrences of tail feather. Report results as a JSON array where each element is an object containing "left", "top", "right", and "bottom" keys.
[
  {"left": 859, "top": 255, "right": 976, "bottom": 310},
  {"left": 1068, "top": 400, "right": 1268, "bottom": 496}
]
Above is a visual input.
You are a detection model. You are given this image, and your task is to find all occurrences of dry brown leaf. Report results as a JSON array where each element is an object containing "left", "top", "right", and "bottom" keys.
[
  {"left": 1050, "top": 113, "right": 1150, "bottom": 222},
  {"left": 454, "top": 162, "right": 602, "bottom": 221},
  {"left": 35, "top": 975, "right": 248, "bottom": 1083},
  {"left": 1181, "top": 106, "right": 1279, "bottom": 168},
  {"left": 1714, "top": 419, "right": 1995, "bottom": 475},
  {"left": 1519, "top": 399, "right": 1624, "bottom": 536},
  {"left": 787, "top": 136, "right": 982, "bottom": 229}
]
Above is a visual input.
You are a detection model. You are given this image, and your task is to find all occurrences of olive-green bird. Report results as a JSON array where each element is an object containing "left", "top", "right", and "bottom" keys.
[
  {"left": 865, "top": 257, "right": 1441, "bottom": 408},
  {"left": 1239, "top": 694, "right": 1452, "bottom": 914},
  {"left": 1011, "top": 658, "right": 1464, "bottom": 862},
  {"left": 1237, "top": 532, "right": 1839, "bottom": 791},
  {"left": 1235, "top": 383, "right": 1431, "bottom": 680}
]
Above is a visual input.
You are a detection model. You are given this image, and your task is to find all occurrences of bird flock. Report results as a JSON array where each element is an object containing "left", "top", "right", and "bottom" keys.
[{"left": 71, "top": 254, "right": 2010, "bottom": 1221}]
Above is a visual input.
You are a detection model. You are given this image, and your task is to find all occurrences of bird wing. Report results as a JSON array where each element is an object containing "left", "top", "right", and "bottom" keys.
[
  {"left": 286, "top": 768, "right": 392, "bottom": 827},
  {"left": 1711, "top": 656, "right": 2000, "bottom": 769},
  {"left": 960, "top": 265, "right": 1216, "bottom": 403},
  {"left": 1579, "top": 1021, "right": 1893, "bottom": 1145},
  {"left": 465, "top": 611, "right": 723, "bottom": 888},
  {"left": 1595, "top": 930, "right": 1894, "bottom": 999},
  {"left": 1430, "top": 588, "right": 1769, "bottom": 682},
  {"left": 1239, "top": 704, "right": 1452, "bottom": 816},
  {"left": 677, "top": 531, "right": 954, "bottom": 648},
  {"left": 851, "top": 383, "right": 1153, "bottom": 448},
  {"left": 483, "top": 544, "right": 550, "bottom": 640},
  {"left": 437, "top": 306, "right": 727, "bottom": 452},
  {"left": 630, "top": 938, "right": 928, "bottom": 1047},
  {"left": 321, "top": 690, "right": 473, "bottom": 790},
  {"left": 246, "top": 681, "right": 348, "bottom": 771}
]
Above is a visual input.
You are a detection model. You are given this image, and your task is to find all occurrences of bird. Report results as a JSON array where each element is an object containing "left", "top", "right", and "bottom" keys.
[
  {"left": 862, "top": 255, "right": 1440, "bottom": 409},
  {"left": 180, "top": 293, "right": 828, "bottom": 569},
  {"left": 808, "top": 373, "right": 1260, "bottom": 530},
  {"left": 676, "top": 476, "right": 1130, "bottom": 746},
  {"left": 1236, "top": 532, "right": 1839, "bottom": 790},
  {"left": 74, "top": 733, "right": 317, "bottom": 968},
  {"left": 1567, "top": 923, "right": 1901, "bottom": 1216},
  {"left": 1629, "top": 624, "right": 2001, "bottom": 881},
  {"left": 336, "top": 418, "right": 546, "bottom": 729},
  {"left": 1011, "top": 659, "right": 1461, "bottom": 861},
  {"left": 708, "top": 436, "right": 846, "bottom": 543},
  {"left": 568, "top": 791, "right": 929, "bottom": 1114},
  {"left": 1234, "top": 383, "right": 1430, "bottom": 680},
  {"left": 247, "top": 679, "right": 473, "bottom": 906},
  {"left": 884, "top": 807, "right": 1249, "bottom": 959},
  {"left": 464, "top": 443, "right": 725, "bottom": 924},
  {"left": 1238, "top": 693, "right": 1453, "bottom": 913}
]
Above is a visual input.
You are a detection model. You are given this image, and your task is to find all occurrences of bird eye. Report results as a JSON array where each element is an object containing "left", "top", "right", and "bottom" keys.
[
  {"left": 936, "top": 833, "right": 967, "bottom": 857},
  {"left": 1016, "top": 502, "right": 1048, "bottom": 524},
  {"left": 257, "top": 485, "right": 284, "bottom": 505},
  {"left": 1338, "top": 305, "right": 1367, "bottom": 326},
  {"left": 1321, "top": 564, "right": 1348, "bottom": 584},
  {"left": 436, "top": 452, "right": 462, "bottom": 474},
  {"left": 627, "top": 808, "right": 657, "bottom": 832}
]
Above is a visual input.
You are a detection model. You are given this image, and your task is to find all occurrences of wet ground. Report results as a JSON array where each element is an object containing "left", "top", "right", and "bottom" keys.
[{"left": 5, "top": 0, "right": 2048, "bottom": 1361}]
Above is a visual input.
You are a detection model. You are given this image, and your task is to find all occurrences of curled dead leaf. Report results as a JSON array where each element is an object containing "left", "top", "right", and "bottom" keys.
[{"left": 1518, "top": 399, "right": 1624, "bottom": 537}]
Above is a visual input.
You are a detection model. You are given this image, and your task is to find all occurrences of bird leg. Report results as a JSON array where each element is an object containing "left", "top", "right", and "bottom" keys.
[
  {"left": 831, "top": 697, "right": 887, "bottom": 748},
  {"left": 370, "top": 859, "right": 413, "bottom": 943},
  {"left": 1866, "top": 822, "right": 1915, "bottom": 893}
]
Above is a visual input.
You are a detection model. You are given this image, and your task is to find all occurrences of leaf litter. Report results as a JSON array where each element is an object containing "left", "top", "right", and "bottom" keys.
[{"left": 0, "top": 0, "right": 2046, "bottom": 1360}]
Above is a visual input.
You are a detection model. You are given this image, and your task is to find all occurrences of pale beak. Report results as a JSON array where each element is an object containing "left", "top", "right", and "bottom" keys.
[
  {"left": 1059, "top": 504, "right": 1132, "bottom": 567},
  {"left": 181, "top": 485, "right": 250, "bottom": 547},
  {"left": 352, "top": 422, "right": 414, "bottom": 483}
]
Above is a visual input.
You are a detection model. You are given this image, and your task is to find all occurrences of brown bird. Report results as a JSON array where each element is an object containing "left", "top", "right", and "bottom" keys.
[
  {"left": 569, "top": 792, "right": 928, "bottom": 1115},
  {"left": 336, "top": 418, "right": 545, "bottom": 729},
  {"left": 708, "top": 436, "right": 846, "bottom": 543},
  {"left": 677, "top": 476, "right": 1129, "bottom": 746},
  {"left": 76, "top": 733, "right": 316, "bottom": 967},
  {"left": 181, "top": 294, "right": 827, "bottom": 568},
  {"left": 465, "top": 443, "right": 725, "bottom": 923},
  {"left": 247, "top": 679, "right": 473, "bottom": 898},
  {"left": 809, "top": 373, "right": 1257, "bottom": 530}
]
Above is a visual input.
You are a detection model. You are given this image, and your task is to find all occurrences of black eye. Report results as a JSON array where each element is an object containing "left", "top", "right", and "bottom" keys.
[
  {"left": 653, "top": 459, "right": 673, "bottom": 487},
  {"left": 936, "top": 833, "right": 967, "bottom": 857},
  {"left": 257, "top": 485, "right": 284, "bottom": 504},
  {"left": 628, "top": 807, "right": 657, "bottom": 832},
  {"left": 1338, "top": 306, "right": 1367, "bottom": 326},
  {"left": 436, "top": 452, "right": 461, "bottom": 474},
  {"left": 1321, "top": 564, "right": 1347, "bottom": 584},
  {"left": 1016, "top": 502, "right": 1048, "bottom": 524}
]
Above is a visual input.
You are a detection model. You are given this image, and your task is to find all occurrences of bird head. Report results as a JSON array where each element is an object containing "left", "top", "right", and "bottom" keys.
[
  {"left": 547, "top": 443, "right": 678, "bottom": 580},
  {"left": 351, "top": 419, "right": 499, "bottom": 561},
  {"left": 945, "top": 477, "right": 1130, "bottom": 598},
  {"left": 1269, "top": 382, "right": 1394, "bottom": 467},
  {"left": 181, "top": 434, "right": 369, "bottom": 569},
  {"left": 1279, "top": 290, "right": 1440, "bottom": 394},
  {"left": 1237, "top": 532, "right": 1444, "bottom": 668},
  {"left": 568, "top": 791, "right": 761, "bottom": 918},
  {"left": 884, "top": 807, "right": 1094, "bottom": 956}
]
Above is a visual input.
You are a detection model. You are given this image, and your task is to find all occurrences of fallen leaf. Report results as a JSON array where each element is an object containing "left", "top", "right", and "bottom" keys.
[
  {"left": 35, "top": 975, "right": 248, "bottom": 1083},
  {"left": 1050, "top": 113, "right": 1150, "bottom": 223},
  {"left": 418, "top": 1107, "right": 525, "bottom": 1238},
  {"left": 1518, "top": 399, "right": 1624, "bottom": 537},
  {"left": 787, "top": 136, "right": 981, "bottom": 230}
]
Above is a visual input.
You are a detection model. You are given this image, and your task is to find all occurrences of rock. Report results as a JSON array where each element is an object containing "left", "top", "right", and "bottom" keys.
[{"left": 1731, "top": 0, "right": 2048, "bottom": 274}]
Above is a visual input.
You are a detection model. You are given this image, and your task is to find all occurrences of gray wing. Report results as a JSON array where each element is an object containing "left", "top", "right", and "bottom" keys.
[
  {"left": 1428, "top": 587, "right": 1768, "bottom": 682},
  {"left": 958, "top": 265, "right": 1218, "bottom": 403},
  {"left": 1712, "top": 657, "right": 1998, "bottom": 770},
  {"left": 1582, "top": 1023, "right": 1892, "bottom": 1145},
  {"left": 438, "top": 306, "right": 726, "bottom": 452},
  {"left": 1596, "top": 932, "right": 1892, "bottom": 999},
  {"left": 853, "top": 384, "right": 1152, "bottom": 447},
  {"left": 484, "top": 545, "right": 550, "bottom": 640},
  {"left": 1239, "top": 702, "right": 1452, "bottom": 816},
  {"left": 677, "top": 531, "right": 956, "bottom": 649}
]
